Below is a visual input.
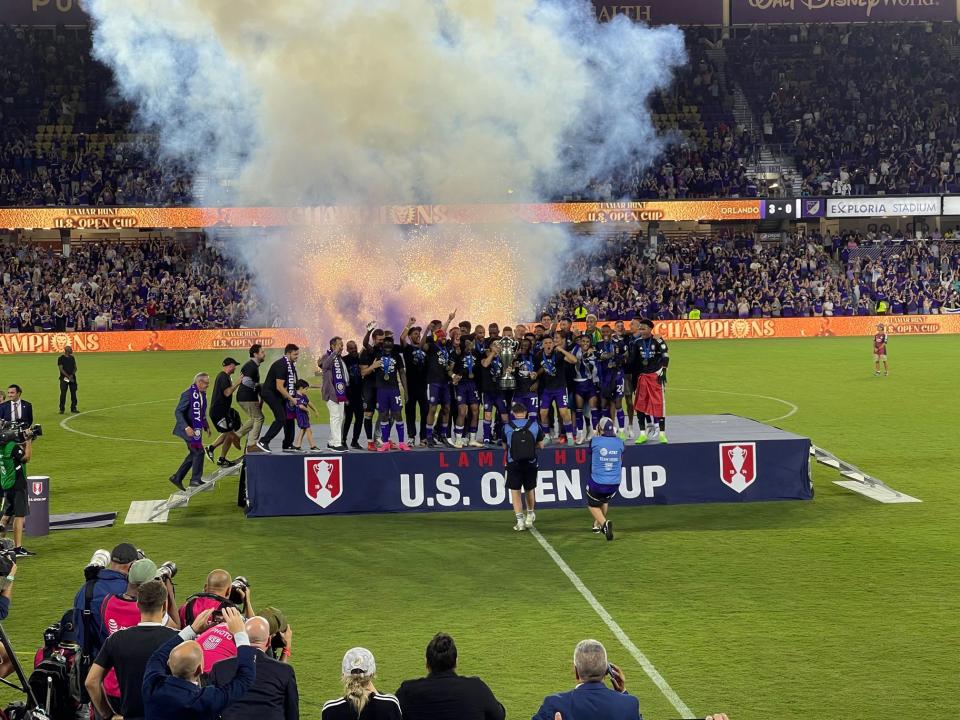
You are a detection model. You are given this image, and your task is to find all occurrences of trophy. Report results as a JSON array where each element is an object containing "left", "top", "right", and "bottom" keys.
[{"left": 498, "top": 337, "right": 519, "bottom": 390}]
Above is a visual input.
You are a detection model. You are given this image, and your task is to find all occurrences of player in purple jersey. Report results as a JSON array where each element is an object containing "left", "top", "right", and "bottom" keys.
[
  {"left": 480, "top": 339, "right": 510, "bottom": 445},
  {"left": 369, "top": 334, "right": 409, "bottom": 451},
  {"left": 513, "top": 336, "right": 540, "bottom": 415},
  {"left": 535, "top": 336, "right": 577, "bottom": 445},
  {"left": 422, "top": 322, "right": 456, "bottom": 449},
  {"left": 571, "top": 334, "right": 601, "bottom": 445},
  {"left": 596, "top": 325, "right": 628, "bottom": 438},
  {"left": 452, "top": 336, "right": 483, "bottom": 448}
]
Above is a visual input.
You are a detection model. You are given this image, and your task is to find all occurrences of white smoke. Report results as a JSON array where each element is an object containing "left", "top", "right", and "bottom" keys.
[{"left": 85, "top": 0, "right": 686, "bottom": 337}]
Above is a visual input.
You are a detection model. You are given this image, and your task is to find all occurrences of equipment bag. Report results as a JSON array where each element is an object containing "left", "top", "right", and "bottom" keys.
[{"left": 508, "top": 418, "right": 537, "bottom": 462}]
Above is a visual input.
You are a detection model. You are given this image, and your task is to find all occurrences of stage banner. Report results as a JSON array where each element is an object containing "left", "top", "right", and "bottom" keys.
[
  {"left": 245, "top": 439, "right": 812, "bottom": 518},
  {"left": 561, "top": 314, "right": 960, "bottom": 339},
  {"left": 0, "top": 0, "right": 89, "bottom": 24},
  {"left": 942, "top": 196, "right": 960, "bottom": 215},
  {"left": 0, "top": 328, "right": 307, "bottom": 355},
  {"left": 826, "top": 196, "right": 941, "bottom": 218},
  {"left": 731, "top": 0, "right": 956, "bottom": 24},
  {"left": 0, "top": 199, "right": 763, "bottom": 230},
  {"left": 593, "top": 1, "right": 724, "bottom": 25}
]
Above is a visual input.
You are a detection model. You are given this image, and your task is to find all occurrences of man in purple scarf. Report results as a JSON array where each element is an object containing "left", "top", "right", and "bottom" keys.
[{"left": 170, "top": 372, "right": 211, "bottom": 491}]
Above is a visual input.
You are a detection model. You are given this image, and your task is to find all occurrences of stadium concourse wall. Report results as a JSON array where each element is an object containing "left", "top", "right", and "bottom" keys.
[{"left": 2, "top": 315, "right": 959, "bottom": 356}]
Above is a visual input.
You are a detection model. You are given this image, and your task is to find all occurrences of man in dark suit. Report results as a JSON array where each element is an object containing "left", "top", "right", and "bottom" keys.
[
  {"left": 142, "top": 606, "right": 255, "bottom": 720},
  {"left": 532, "top": 639, "right": 640, "bottom": 720},
  {"left": 396, "top": 633, "right": 504, "bottom": 720},
  {"left": 57, "top": 346, "right": 79, "bottom": 414},
  {"left": 0, "top": 385, "right": 33, "bottom": 426},
  {"left": 209, "top": 615, "right": 299, "bottom": 720},
  {"left": 170, "top": 373, "right": 211, "bottom": 491}
]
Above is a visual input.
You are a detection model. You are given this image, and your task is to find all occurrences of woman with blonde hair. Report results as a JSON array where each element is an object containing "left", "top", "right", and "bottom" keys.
[{"left": 322, "top": 647, "right": 402, "bottom": 720}]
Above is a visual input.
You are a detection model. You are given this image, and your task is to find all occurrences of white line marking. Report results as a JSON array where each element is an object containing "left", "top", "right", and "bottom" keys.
[
  {"left": 529, "top": 527, "right": 695, "bottom": 718},
  {"left": 670, "top": 386, "right": 799, "bottom": 423},
  {"left": 59, "top": 398, "right": 180, "bottom": 445}
]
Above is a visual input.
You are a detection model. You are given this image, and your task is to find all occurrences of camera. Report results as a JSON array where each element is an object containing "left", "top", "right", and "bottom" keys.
[
  {"left": 83, "top": 549, "right": 111, "bottom": 581},
  {"left": 156, "top": 561, "right": 177, "bottom": 581},
  {"left": 0, "top": 421, "right": 42, "bottom": 444},
  {"left": 0, "top": 538, "right": 16, "bottom": 578},
  {"left": 228, "top": 576, "right": 250, "bottom": 604}
]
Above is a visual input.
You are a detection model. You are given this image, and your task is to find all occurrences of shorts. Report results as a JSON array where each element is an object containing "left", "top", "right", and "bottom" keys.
[
  {"left": 572, "top": 381, "right": 597, "bottom": 402},
  {"left": 483, "top": 392, "right": 508, "bottom": 416},
  {"left": 586, "top": 480, "right": 617, "bottom": 508},
  {"left": 427, "top": 382, "right": 451, "bottom": 406},
  {"left": 514, "top": 392, "right": 539, "bottom": 414},
  {"left": 1, "top": 487, "right": 28, "bottom": 518},
  {"left": 600, "top": 375, "right": 624, "bottom": 401},
  {"left": 212, "top": 408, "right": 242, "bottom": 433},
  {"left": 540, "top": 388, "right": 570, "bottom": 411},
  {"left": 634, "top": 373, "right": 664, "bottom": 417},
  {"left": 362, "top": 383, "right": 377, "bottom": 412},
  {"left": 377, "top": 388, "right": 402, "bottom": 414},
  {"left": 294, "top": 410, "right": 311, "bottom": 430},
  {"left": 505, "top": 462, "right": 539, "bottom": 492},
  {"left": 455, "top": 380, "right": 479, "bottom": 406},
  {"left": 873, "top": 352, "right": 887, "bottom": 361}
]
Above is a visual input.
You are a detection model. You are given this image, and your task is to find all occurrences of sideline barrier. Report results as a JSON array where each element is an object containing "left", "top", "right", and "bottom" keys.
[
  {"left": 560, "top": 315, "right": 960, "bottom": 340},
  {"left": 0, "top": 328, "right": 308, "bottom": 355}
]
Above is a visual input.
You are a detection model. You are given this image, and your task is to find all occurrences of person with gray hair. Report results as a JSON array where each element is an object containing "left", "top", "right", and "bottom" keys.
[
  {"left": 322, "top": 647, "right": 402, "bottom": 720},
  {"left": 532, "top": 639, "right": 640, "bottom": 720},
  {"left": 209, "top": 615, "right": 300, "bottom": 720},
  {"left": 169, "top": 372, "right": 212, "bottom": 490}
]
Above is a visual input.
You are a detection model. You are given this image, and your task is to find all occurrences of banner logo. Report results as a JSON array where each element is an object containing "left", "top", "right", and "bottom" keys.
[
  {"left": 31, "top": 481, "right": 43, "bottom": 496},
  {"left": 305, "top": 457, "right": 343, "bottom": 508},
  {"left": 720, "top": 442, "right": 757, "bottom": 493}
]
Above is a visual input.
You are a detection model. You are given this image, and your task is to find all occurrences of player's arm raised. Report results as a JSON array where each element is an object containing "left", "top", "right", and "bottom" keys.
[{"left": 556, "top": 345, "right": 578, "bottom": 364}]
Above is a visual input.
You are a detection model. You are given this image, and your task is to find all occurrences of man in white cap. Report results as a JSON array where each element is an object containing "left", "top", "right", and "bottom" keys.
[{"left": 322, "top": 647, "right": 402, "bottom": 719}]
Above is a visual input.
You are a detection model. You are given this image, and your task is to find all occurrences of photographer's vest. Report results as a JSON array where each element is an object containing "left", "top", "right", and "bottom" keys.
[
  {"left": 0, "top": 441, "right": 17, "bottom": 489},
  {"left": 99, "top": 594, "right": 141, "bottom": 698},
  {"left": 590, "top": 435, "right": 624, "bottom": 487},
  {"left": 197, "top": 623, "right": 237, "bottom": 673}
]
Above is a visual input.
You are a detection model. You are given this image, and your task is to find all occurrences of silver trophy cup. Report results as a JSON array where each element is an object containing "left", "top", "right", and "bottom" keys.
[{"left": 498, "top": 337, "right": 519, "bottom": 390}]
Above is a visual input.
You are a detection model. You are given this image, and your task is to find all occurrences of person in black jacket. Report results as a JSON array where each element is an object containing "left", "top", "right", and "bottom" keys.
[
  {"left": 209, "top": 616, "right": 299, "bottom": 720},
  {"left": 322, "top": 647, "right": 401, "bottom": 720},
  {"left": 57, "top": 345, "right": 78, "bottom": 414},
  {"left": 395, "top": 633, "right": 504, "bottom": 720}
]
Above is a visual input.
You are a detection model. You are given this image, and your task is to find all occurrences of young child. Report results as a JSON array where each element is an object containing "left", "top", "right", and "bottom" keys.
[{"left": 292, "top": 379, "right": 320, "bottom": 451}]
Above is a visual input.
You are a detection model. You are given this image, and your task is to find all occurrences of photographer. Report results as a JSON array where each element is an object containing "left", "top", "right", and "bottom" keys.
[
  {"left": 179, "top": 569, "right": 254, "bottom": 628},
  {"left": 0, "top": 559, "right": 15, "bottom": 622},
  {"left": 0, "top": 426, "right": 35, "bottom": 557},
  {"left": 72, "top": 543, "right": 140, "bottom": 654}
]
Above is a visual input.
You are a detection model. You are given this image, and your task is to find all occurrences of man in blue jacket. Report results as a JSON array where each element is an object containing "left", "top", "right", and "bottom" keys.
[
  {"left": 170, "top": 373, "right": 211, "bottom": 491},
  {"left": 143, "top": 606, "right": 256, "bottom": 720},
  {"left": 532, "top": 639, "right": 640, "bottom": 720},
  {"left": 587, "top": 417, "right": 623, "bottom": 541}
]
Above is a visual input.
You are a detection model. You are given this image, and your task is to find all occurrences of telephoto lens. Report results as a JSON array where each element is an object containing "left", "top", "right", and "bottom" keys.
[
  {"left": 228, "top": 576, "right": 250, "bottom": 604},
  {"left": 156, "top": 561, "right": 178, "bottom": 581},
  {"left": 84, "top": 549, "right": 111, "bottom": 580}
]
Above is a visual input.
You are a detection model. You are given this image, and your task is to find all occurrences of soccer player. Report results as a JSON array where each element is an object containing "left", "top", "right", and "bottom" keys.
[
  {"left": 596, "top": 325, "right": 628, "bottom": 438},
  {"left": 874, "top": 323, "right": 889, "bottom": 376},
  {"left": 480, "top": 339, "right": 510, "bottom": 446},
  {"left": 587, "top": 417, "right": 622, "bottom": 541},
  {"left": 423, "top": 327, "right": 455, "bottom": 448},
  {"left": 452, "top": 336, "right": 483, "bottom": 448},
  {"left": 400, "top": 320, "right": 429, "bottom": 446},
  {"left": 583, "top": 314, "right": 602, "bottom": 345},
  {"left": 535, "top": 336, "right": 577, "bottom": 445},
  {"left": 571, "top": 334, "right": 600, "bottom": 445},
  {"left": 632, "top": 318, "right": 670, "bottom": 444},
  {"left": 366, "top": 334, "right": 409, "bottom": 451},
  {"left": 513, "top": 336, "right": 540, "bottom": 416},
  {"left": 359, "top": 327, "right": 384, "bottom": 451},
  {"left": 503, "top": 402, "right": 545, "bottom": 531}
]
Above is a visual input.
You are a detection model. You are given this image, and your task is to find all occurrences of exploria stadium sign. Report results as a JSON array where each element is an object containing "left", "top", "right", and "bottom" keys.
[{"left": 826, "top": 196, "right": 941, "bottom": 218}]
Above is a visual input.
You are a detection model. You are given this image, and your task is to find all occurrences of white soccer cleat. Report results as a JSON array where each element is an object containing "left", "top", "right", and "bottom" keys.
[
  {"left": 525, "top": 511, "right": 536, "bottom": 529},
  {"left": 626, "top": 427, "right": 635, "bottom": 440},
  {"left": 468, "top": 439, "right": 484, "bottom": 448},
  {"left": 513, "top": 518, "right": 526, "bottom": 531}
]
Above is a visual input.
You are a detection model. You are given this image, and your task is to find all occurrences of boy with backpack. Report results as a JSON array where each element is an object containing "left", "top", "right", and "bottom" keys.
[{"left": 502, "top": 402, "right": 546, "bottom": 532}]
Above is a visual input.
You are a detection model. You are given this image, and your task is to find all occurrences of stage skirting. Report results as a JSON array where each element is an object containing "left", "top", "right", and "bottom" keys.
[{"left": 244, "top": 415, "right": 813, "bottom": 518}]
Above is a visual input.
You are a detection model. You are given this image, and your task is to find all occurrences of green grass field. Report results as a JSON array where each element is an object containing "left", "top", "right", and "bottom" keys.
[{"left": 0, "top": 336, "right": 957, "bottom": 719}]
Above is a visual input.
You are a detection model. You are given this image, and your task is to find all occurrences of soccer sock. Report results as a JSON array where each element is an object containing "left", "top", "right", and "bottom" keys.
[
  {"left": 461, "top": 425, "right": 470, "bottom": 439},
  {"left": 440, "top": 423, "right": 448, "bottom": 438},
  {"left": 483, "top": 420, "right": 492, "bottom": 442},
  {"left": 381, "top": 422, "right": 390, "bottom": 443},
  {"left": 637, "top": 413, "right": 648, "bottom": 430},
  {"left": 575, "top": 410, "right": 584, "bottom": 433},
  {"left": 426, "top": 426, "right": 434, "bottom": 440},
  {"left": 658, "top": 416, "right": 666, "bottom": 431},
  {"left": 454, "top": 425, "right": 463, "bottom": 439},
  {"left": 563, "top": 422, "right": 574, "bottom": 439},
  {"left": 396, "top": 422, "right": 405, "bottom": 443},
  {"left": 469, "top": 424, "right": 478, "bottom": 439},
  {"left": 363, "top": 417, "right": 373, "bottom": 440},
  {"left": 616, "top": 409, "right": 625, "bottom": 431},
  {"left": 590, "top": 408, "right": 601, "bottom": 429}
]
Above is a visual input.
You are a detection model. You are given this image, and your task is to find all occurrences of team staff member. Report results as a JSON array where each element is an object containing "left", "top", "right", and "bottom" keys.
[
  {"left": 321, "top": 337, "right": 350, "bottom": 453},
  {"left": 207, "top": 358, "right": 243, "bottom": 467},
  {"left": 0, "top": 427, "right": 34, "bottom": 557},
  {"left": 170, "top": 373, "right": 211, "bottom": 491},
  {"left": 502, "top": 402, "right": 545, "bottom": 532},
  {"left": 237, "top": 344, "right": 266, "bottom": 454},
  {"left": 874, "top": 323, "right": 889, "bottom": 376},
  {"left": 57, "top": 345, "right": 79, "bottom": 414},
  {"left": 631, "top": 319, "right": 670, "bottom": 445},
  {"left": 587, "top": 417, "right": 622, "bottom": 541},
  {"left": 341, "top": 341, "right": 364, "bottom": 449},
  {"left": 258, "top": 344, "right": 300, "bottom": 453}
]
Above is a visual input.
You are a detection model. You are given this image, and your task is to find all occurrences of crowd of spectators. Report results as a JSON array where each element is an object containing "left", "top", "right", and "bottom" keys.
[
  {"left": 0, "top": 237, "right": 279, "bottom": 333},
  {"left": 729, "top": 23, "right": 960, "bottom": 197},
  {"left": 543, "top": 230, "right": 960, "bottom": 321}
]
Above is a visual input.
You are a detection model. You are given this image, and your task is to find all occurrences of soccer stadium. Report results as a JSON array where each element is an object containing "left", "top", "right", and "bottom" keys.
[{"left": 0, "top": 1, "right": 958, "bottom": 719}]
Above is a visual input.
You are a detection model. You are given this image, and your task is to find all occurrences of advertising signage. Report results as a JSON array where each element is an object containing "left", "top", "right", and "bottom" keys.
[
  {"left": 826, "top": 196, "right": 941, "bottom": 218},
  {"left": 731, "top": 0, "right": 957, "bottom": 25},
  {"left": 592, "top": 1, "right": 724, "bottom": 25}
]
